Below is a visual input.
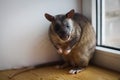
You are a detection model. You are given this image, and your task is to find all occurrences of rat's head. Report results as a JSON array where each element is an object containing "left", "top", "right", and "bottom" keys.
[{"left": 45, "top": 9, "right": 75, "bottom": 41}]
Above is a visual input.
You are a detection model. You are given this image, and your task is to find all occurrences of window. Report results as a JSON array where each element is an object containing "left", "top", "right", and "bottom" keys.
[
  {"left": 85, "top": 0, "right": 120, "bottom": 72},
  {"left": 97, "top": 0, "right": 120, "bottom": 50}
]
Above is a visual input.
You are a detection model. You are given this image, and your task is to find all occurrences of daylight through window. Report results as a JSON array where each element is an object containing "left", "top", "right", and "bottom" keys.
[{"left": 97, "top": 0, "right": 120, "bottom": 50}]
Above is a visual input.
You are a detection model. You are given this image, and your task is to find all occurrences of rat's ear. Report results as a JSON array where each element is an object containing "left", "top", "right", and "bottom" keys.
[
  {"left": 45, "top": 13, "right": 55, "bottom": 22},
  {"left": 66, "top": 9, "right": 75, "bottom": 18}
]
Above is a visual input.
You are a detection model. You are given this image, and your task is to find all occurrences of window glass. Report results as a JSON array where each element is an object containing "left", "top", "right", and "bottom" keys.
[{"left": 101, "top": 0, "right": 120, "bottom": 49}]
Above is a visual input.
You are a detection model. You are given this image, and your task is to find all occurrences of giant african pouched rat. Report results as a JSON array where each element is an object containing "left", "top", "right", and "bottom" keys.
[{"left": 45, "top": 9, "right": 96, "bottom": 74}]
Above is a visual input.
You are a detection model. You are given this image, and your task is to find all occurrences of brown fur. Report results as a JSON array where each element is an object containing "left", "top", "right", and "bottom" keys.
[{"left": 45, "top": 9, "right": 96, "bottom": 69}]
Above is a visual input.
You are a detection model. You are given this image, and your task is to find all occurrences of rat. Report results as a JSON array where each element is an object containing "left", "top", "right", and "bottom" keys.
[{"left": 45, "top": 9, "right": 96, "bottom": 74}]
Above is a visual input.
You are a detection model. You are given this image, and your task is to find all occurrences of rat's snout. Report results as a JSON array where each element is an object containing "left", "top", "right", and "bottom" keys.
[{"left": 59, "top": 30, "right": 70, "bottom": 41}]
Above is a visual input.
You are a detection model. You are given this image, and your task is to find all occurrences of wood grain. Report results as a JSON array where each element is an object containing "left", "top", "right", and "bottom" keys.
[{"left": 0, "top": 65, "right": 119, "bottom": 80}]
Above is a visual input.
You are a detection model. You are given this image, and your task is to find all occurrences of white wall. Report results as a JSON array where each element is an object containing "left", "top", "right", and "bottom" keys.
[
  {"left": 0, "top": 0, "right": 81, "bottom": 70},
  {"left": 82, "top": 0, "right": 92, "bottom": 21}
]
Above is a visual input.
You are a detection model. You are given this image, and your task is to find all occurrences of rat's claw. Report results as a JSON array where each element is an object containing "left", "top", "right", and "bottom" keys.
[
  {"left": 69, "top": 69, "right": 76, "bottom": 74},
  {"left": 69, "top": 68, "right": 84, "bottom": 74}
]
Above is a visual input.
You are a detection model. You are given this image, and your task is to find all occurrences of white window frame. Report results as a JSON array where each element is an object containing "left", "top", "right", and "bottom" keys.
[{"left": 82, "top": 0, "right": 120, "bottom": 72}]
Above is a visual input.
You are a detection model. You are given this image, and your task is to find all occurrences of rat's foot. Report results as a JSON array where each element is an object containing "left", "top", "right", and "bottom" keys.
[
  {"left": 55, "top": 63, "right": 69, "bottom": 69},
  {"left": 69, "top": 67, "right": 85, "bottom": 74}
]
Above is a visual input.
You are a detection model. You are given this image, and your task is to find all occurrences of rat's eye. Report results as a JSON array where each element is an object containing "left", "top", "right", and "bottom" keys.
[{"left": 66, "top": 25, "right": 69, "bottom": 28}]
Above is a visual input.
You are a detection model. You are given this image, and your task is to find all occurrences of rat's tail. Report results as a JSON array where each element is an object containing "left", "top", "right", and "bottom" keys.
[{"left": 8, "top": 66, "right": 34, "bottom": 79}]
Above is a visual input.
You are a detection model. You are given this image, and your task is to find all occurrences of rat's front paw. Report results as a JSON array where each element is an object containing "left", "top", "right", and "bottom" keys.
[
  {"left": 63, "top": 49, "right": 71, "bottom": 55},
  {"left": 57, "top": 48, "right": 63, "bottom": 54}
]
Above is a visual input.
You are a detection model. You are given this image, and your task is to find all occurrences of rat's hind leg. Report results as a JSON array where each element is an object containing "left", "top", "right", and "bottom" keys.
[
  {"left": 69, "top": 67, "right": 85, "bottom": 74},
  {"left": 69, "top": 56, "right": 89, "bottom": 74}
]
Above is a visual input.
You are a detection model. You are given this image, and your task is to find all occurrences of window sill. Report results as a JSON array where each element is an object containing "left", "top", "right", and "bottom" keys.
[{"left": 92, "top": 46, "right": 120, "bottom": 72}]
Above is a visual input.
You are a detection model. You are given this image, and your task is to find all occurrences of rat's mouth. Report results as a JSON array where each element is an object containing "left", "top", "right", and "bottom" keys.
[{"left": 59, "top": 35, "right": 70, "bottom": 41}]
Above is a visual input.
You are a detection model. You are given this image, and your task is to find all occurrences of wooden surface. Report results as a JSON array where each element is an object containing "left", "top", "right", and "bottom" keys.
[{"left": 0, "top": 65, "right": 119, "bottom": 80}]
